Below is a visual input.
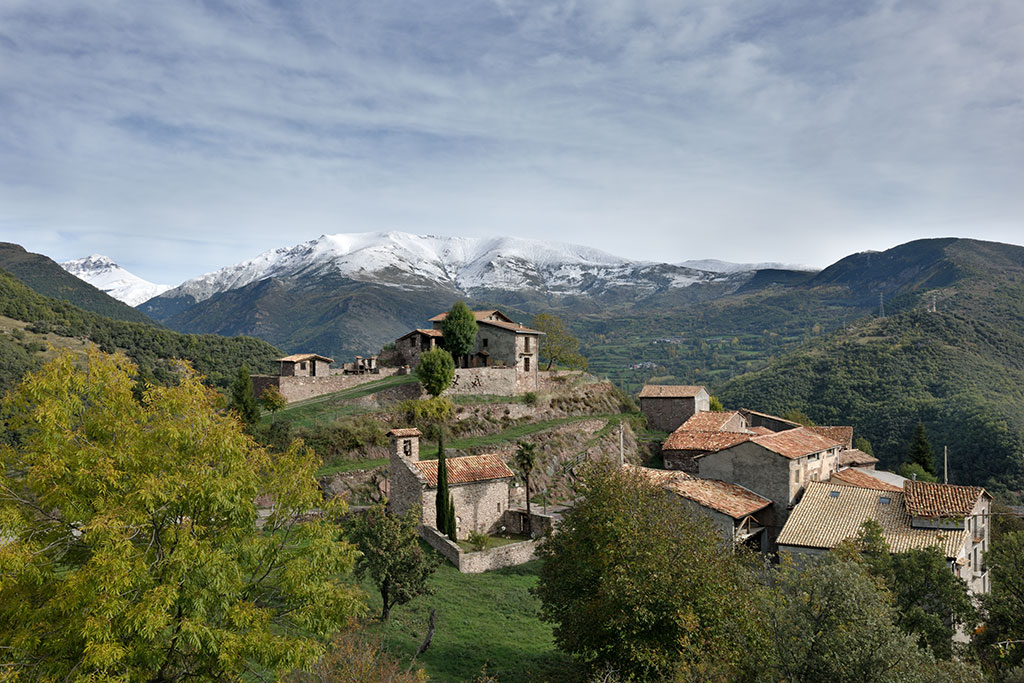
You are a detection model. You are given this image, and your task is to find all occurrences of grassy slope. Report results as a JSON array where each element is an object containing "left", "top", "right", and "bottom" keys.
[{"left": 356, "top": 560, "right": 572, "bottom": 682}]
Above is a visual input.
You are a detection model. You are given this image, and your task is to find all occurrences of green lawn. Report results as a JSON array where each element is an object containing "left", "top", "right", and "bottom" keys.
[
  {"left": 265, "top": 374, "right": 418, "bottom": 428},
  {"left": 357, "top": 560, "right": 573, "bottom": 682}
]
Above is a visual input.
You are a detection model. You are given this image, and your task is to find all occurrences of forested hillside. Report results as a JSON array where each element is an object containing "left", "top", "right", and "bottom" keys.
[
  {"left": 719, "top": 279, "right": 1024, "bottom": 499},
  {"left": 0, "top": 242, "right": 155, "bottom": 324},
  {"left": 0, "top": 268, "right": 281, "bottom": 391}
]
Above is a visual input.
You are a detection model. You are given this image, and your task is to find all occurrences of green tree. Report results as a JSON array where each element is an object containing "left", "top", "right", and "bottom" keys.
[
  {"left": 907, "top": 422, "right": 936, "bottom": 475},
  {"left": 440, "top": 301, "right": 478, "bottom": 367},
  {"left": 898, "top": 461, "right": 938, "bottom": 483},
  {"left": 416, "top": 347, "right": 455, "bottom": 398},
  {"left": 840, "top": 521, "right": 976, "bottom": 659},
  {"left": 755, "top": 555, "right": 983, "bottom": 682},
  {"left": 434, "top": 430, "right": 457, "bottom": 540},
  {"left": 350, "top": 505, "right": 440, "bottom": 621},
  {"left": 230, "top": 363, "right": 260, "bottom": 425},
  {"left": 512, "top": 441, "right": 538, "bottom": 534},
  {"left": 708, "top": 395, "right": 725, "bottom": 412},
  {"left": 977, "top": 530, "right": 1024, "bottom": 676},
  {"left": 0, "top": 350, "right": 364, "bottom": 681},
  {"left": 854, "top": 436, "right": 874, "bottom": 455},
  {"left": 534, "top": 464, "right": 760, "bottom": 680},
  {"left": 780, "top": 408, "right": 815, "bottom": 425},
  {"left": 260, "top": 384, "right": 288, "bottom": 416},
  {"left": 531, "top": 313, "right": 587, "bottom": 371}
]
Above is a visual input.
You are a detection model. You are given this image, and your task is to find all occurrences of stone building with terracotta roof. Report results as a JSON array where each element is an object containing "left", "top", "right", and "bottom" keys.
[
  {"left": 638, "top": 384, "right": 710, "bottom": 432},
  {"left": 387, "top": 428, "right": 521, "bottom": 540},
  {"left": 628, "top": 465, "right": 774, "bottom": 552},
  {"left": 395, "top": 309, "right": 544, "bottom": 393},
  {"left": 778, "top": 480, "right": 992, "bottom": 594},
  {"left": 275, "top": 353, "right": 334, "bottom": 377},
  {"left": 695, "top": 426, "right": 844, "bottom": 550},
  {"left": 661, "top": 410, "right": 753, "bottom": 473}
]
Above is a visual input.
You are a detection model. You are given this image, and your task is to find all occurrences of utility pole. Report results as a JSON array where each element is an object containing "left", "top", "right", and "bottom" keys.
[
  {"left": 879, "top": 292, "right": 885, "bottom": 318},
  {"left": 619, "top": 421, "right": 624, "bottom": 467},
  {"left": 944, "top": 445, "right": 948, "bottom": 484}
]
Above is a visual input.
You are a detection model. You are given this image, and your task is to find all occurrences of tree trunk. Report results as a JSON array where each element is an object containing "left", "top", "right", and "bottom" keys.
[
  {"left": 524, "top": 473, "right": 532, "bottom": 535},
  {"left": 381, "top": 581, "right": 390, "bottom": 621}
]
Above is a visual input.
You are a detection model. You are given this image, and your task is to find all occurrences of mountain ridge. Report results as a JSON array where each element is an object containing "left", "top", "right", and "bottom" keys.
[{"left": 61, "top": 254, "right": 171, "bottom": 306}]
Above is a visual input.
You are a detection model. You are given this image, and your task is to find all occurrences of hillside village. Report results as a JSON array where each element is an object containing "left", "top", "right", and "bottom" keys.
[{"left": 251, "top": 306, "right": 995, "bottom": 601}]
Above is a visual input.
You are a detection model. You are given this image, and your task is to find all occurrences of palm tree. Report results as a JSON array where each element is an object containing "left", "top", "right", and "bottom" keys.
[{"left": 513, "top": 441, "right": 538, "bottom": 535}]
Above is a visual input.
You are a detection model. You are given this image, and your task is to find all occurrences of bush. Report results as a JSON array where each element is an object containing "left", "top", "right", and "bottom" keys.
[
  {"left": 523, "top": 391, "right": 538, "bottom": 406},
  {"left": 467, "top": 530, "right": 490, "bottom": 552},
  {"left": 299, "top": 416, "right": 388, "bottom": 464}
]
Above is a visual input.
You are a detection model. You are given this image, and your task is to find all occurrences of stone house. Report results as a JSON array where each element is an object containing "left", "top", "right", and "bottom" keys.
[
  {"left": 628, "top": 465, "right": 774, "bottom": 553},
  {"left": 739, "top": 408, "right": 801, "bottom": 433},
  {"left": 661, "top": 411, "right": 754, "bottom": 473},
  {"left": 837, "top": 448, "right": 879, "bottom": 469},
  {"left": 638, "top": 385, "right": 710, "bottom": 432},
  {"left": 427, "top": 309, "right": 543, "bottom": 375},
  {"left": 777, "top": 480, "right": 992, "bottom": 594},
  {"left": 695, "top": 427, "right": 843, "bottom": 550},
  {"left": 387, "top": 428, "right": 517, "bottom": 540},
  {"left": 275, "top": 353, "right": 333, "bottom": 377},
  {"left": 395, "top": 329, "right": 442, "bottom": 367}
]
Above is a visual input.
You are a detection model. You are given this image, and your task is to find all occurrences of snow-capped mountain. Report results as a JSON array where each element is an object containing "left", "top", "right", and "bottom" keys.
[
  {"left": 61, "top": 255, "right": 171, "bottom": 306},
  {"left": 149, "top": 231, "right": 797, "bottom": 308}
]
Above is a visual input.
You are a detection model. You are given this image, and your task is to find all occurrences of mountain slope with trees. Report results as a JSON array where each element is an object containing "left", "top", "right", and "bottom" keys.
[
  {"left": 0, "top": 267, "right": 282, "bottom": 391},
  {"left": 0, "top": 242, "right": 155, "bottom": 324},
  {"left": 718, "top": 244, "right": 1024, "bottom": 498}
]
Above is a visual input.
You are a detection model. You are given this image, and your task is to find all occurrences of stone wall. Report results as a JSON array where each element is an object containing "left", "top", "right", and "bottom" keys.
[
  {"left": 444, "top": 367, "right": 519, "bottom": 396},
  {"left": 420, "top": 525, "right": 541, "bottom": 574},
  {"left": 502, "top": 509, "right": 555, "bottom": 537},
  {"left": 640, "top": 397, "right": 698, "bottom": 432},
  {"left": 662, "top": 450, "right": 700, "bottom": 473},
  {"left": 422, "top": 477, "right": 512, "bottom": 538},
  {"left": 252, "top": 367, "right": 399, "bottom": 404}
]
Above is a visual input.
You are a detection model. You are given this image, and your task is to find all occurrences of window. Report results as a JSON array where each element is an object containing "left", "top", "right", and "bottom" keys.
[
  {"left": 829, "top": 490, "right": 840, "bottom": 498},
  {"left": 879, "top": 496, "right": 891, "bottom": 505},
  {"left": 524, "top": 356, "right": 530, "bottom": 372},
  {"left": 403, "top": 440, "right": 411, "bottom": 456},
  {"left": 299, "top": 361, "right": 307, "bottom": 370},
  {"left": 482, "top": 338, "right": 488, "bottom": 348}
]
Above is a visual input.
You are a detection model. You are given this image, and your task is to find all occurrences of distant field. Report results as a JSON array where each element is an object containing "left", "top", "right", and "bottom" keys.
[{"left": 265, "top": 374, "right": 419, "bottom": 427}]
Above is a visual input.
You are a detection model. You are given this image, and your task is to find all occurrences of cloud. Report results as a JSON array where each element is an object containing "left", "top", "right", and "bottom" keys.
[{"left": 1, "top": 0, "right": 1022, "bottom": 282}]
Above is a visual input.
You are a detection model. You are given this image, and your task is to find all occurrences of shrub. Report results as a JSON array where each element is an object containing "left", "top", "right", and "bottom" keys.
[
  {"left": 467, "top": 530, "right": 490, "bottom": 552},
  {"left": 523, "top": 391, "right": 538, "bottom": 406}
]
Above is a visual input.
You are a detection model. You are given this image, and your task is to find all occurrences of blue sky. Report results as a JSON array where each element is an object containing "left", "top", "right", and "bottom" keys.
[{"left": 1, "top": 0, "right": 1022, "bottom": 284}]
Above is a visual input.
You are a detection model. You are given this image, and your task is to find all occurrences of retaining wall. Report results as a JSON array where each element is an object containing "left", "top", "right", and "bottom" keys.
[
  {"left": 419, "top": 525, "right": 542, "bottom": 573},
  {"left": 252, "top": 367, "right": 400, "bottom": 404}
]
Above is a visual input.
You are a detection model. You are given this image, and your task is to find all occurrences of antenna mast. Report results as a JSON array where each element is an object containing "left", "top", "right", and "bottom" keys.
[
  {"left": 879, "top": 292, "right": 885, "bottom": 318},
  {"left": 944, "top": 445, "right": 948, "bottom": 484}
]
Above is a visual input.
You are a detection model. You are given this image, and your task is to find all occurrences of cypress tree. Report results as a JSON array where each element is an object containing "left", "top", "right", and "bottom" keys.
[
  {"left": 435, "top": 430, "right": 457, "bottom": 539},
  {"left": 229, "top": 365, "right": 260, "bottom": 426},
  {"left": 907, "top": 422, "right": 936, "bottom": 475}
]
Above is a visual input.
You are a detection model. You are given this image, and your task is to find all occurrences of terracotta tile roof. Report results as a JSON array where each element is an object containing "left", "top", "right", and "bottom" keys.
[
  {"left": 751, "top": 427, "right": 841, "bottom": 459},
  {"left": 837, "top": 448, "right": 879, "bottom": 467},
  {"left": 628, "top": 465, "right": 772, "bottom": 519},
  {"left": 638, "top": 385, "right": 707, "bottom": 399},
  {"left": 830, "top": 468, "right": 902, "bottom": 492},
  {"left": 388, "top": 428, "right": 422, "bottom": 438},
  {"left": 414, "top": 454, "right": 514, "bottom": 487},
  {"left": 678, "top": 411, "right": 746, "bottom": 433},
  {"left": 750, "top": 426, "right": 774, "bottom": 436},
  {"left": 396, "top": 328, "right": 443, "bottom": 341},
  {"left": 429, "top": 309, "right": 504, "bottom": 322},
  {"left": 427, "top": 310, "right": 542, "bottom": 334},
  {"left": 663, "top": 429, "right": 751, "bottom": 453},
  {"left": 275, "top": 353, "right": 334, "bottom": 363},
  {"left": 903, "top": 480, "right": 988, "bottom": 519},
  {"left": 807, "top": 426, "right": 854, "bottom": 449},
  {"left": 777, "top": 482, "right": 968, "bottom": 559},
  {"left": 739, "top": 409, "right": 801, "bottom": 428}
]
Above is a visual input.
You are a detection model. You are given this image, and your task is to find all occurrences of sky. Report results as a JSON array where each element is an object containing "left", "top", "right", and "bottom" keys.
[{"left": 1, "top": 0, "right": 1022, "bottom": 285}]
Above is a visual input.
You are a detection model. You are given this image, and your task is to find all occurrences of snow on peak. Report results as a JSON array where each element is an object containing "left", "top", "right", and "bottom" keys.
[
  {"left": 61, "top": 255, "right": 172, "bottom": 306},
  {"left": 153, "top": 231, "right": 772, "bottom": 304}
]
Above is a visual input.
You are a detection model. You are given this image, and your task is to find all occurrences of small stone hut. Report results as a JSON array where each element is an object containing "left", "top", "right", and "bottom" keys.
[
  {"left": 387, "top": 428, "right": 517, "bottom": 540},
  {"left": 275, "top": 353, "right": 333, "bottom": 377},
  {"left": 639, "top": 385, "right": 710, "bottom": 432}
]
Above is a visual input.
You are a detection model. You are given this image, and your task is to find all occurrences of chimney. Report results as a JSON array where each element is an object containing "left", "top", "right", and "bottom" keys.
[{"left": 388, "top": 427, "right": 422, "bottom": 462}]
